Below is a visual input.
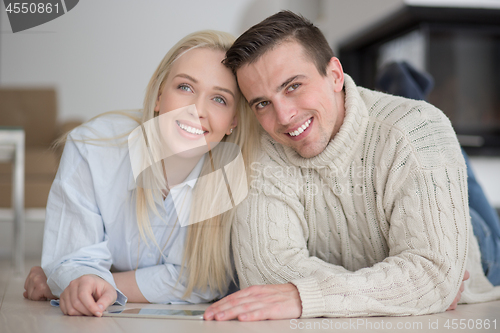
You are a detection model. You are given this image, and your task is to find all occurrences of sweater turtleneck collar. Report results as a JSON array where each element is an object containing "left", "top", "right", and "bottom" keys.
[{"left": 261, "top": 74, "right": 369, "bottom": 170}]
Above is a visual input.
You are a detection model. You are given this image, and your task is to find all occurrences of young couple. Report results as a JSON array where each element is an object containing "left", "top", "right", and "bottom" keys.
[{"left": 24, "top": 11, "right": 500, "bottom": 321}]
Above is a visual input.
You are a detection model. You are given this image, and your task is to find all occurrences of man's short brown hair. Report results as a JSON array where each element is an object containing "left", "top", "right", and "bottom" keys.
[{"left": 223, "top": 10, "right": 334, "bottom": 77}]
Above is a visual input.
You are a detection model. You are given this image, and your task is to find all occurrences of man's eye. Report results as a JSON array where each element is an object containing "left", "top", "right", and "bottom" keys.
[
  {"left": 179, "top": 84, "right": 192, "bottom": 92},
  {"left": 287, "top": 83, "right": 300, "bottom": 92},
  {"left": 256, "top": 101, "right": 270, "bottom": 109},
  {"left": 213, "top": 96, "right": 226, "bottom": 105}
]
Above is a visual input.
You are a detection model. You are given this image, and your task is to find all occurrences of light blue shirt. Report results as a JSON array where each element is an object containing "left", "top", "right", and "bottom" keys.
[{"left": 42, "top": 111, "right": 219, "bottom": 305}]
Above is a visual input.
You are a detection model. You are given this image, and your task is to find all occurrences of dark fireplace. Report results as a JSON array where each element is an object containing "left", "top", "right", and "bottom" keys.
[{"left": 338, "top": 6, "right": 500, "bottom": 155}]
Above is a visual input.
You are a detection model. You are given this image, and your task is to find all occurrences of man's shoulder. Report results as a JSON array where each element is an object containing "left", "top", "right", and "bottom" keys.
[
  {"left": 359, "top": 87, "right": 441, "bottom": 124},
  {"left": 249, "top": 133, "right": 302, "bottom": 176},
  {"left": 358, "top": 88, "right": 463, "bottom": 168}
]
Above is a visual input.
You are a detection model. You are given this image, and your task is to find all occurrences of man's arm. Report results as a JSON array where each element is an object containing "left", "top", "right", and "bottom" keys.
[
  {"left": 208, "top": 161, "right": 468, "bottom": 320},
  {"left": 205, "top": 271, "right": 469, "bottom": 321}
]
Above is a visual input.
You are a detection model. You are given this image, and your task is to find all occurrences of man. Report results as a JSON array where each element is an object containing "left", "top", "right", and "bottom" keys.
[{"left": 204, "top": 10, "right": 500, "bottom": 321}]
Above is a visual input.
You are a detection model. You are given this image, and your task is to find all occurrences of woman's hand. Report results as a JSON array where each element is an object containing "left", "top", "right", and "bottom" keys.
[
  {"left": 59, "top": 274, "right": 117, "bottom": 317},
  {"left": 23, "top": 266, "right": 56, "bottom": 301}
]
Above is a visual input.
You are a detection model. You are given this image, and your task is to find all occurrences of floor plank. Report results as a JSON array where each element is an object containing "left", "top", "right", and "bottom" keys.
[{"left": 1, "top": 259, "right": 499, "bottom": 333}]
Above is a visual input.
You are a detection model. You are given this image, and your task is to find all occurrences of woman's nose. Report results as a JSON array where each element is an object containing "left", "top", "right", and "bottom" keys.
[{"left": 192, "top": 98, "right": 208, "bottom": 118}]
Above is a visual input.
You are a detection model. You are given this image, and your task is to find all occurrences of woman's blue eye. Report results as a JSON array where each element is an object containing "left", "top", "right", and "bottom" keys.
[
  {"left": 213, "top": 96, "right": 226, "bottom": 105},
  {"left": 287, "top": 83, "right": 300, "bottom": 92},
  {"left": 179, "top": 84, "right": 192, "bottom": 92},
  {"left": 256, "top": 101, "right": 270, "bottom": 109}
]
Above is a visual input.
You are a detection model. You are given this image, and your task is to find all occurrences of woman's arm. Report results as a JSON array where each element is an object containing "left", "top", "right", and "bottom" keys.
[
  {"left": 41, "top": 135, "right": 128, "bottom": 312},
  {"left": 112, "top": 271, "right": 148, "bottom": 303}
]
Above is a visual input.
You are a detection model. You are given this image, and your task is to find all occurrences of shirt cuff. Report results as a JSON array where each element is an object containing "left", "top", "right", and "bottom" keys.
[
  {"left": 50, "top": 289, "right": 127, "bottom": 307},
  {"left": 47, "top": 265, "right": 128, "bottom": 307}
]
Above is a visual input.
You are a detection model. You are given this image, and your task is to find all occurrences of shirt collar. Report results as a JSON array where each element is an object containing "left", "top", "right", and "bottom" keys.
[{"left": 171, "top": 154, "right": 205, "bottom": 190}]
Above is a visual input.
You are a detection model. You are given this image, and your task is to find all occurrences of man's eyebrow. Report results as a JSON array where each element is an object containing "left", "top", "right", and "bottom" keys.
[
  {"left": 277, "top": 75, "right": 305, "bottom": 93},
  {"left": 248, "top": 96, "right": 265, "bottom": 108},
  {"left": 248, "top": 75, "right": 306, "bottom": 108}
]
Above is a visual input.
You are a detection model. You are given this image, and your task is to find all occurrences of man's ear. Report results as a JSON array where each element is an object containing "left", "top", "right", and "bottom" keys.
[{"left": 327, "top": 57, "right": 344, "bottom": 93}]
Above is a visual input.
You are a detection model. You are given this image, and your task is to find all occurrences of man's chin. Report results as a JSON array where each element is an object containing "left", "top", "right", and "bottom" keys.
[
  {"left": 292, "top": 144, "right": 324, "bottom": 159},
  {"left": 296, "top": 150, "right": 322, "bottom": 159}
]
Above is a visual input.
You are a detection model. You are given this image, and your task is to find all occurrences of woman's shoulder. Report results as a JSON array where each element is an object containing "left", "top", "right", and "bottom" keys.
[
  {"left": 69, "top": 109, "right": 143, "bottom": 142},
  {"left": 59, "top": 110, "right": 142, "bottom": 188}
]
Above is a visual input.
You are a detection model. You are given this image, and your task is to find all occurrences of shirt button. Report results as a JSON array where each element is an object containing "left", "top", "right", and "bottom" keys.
[{"left": 147, "top": 253, "right": 153, "bottom": 258}]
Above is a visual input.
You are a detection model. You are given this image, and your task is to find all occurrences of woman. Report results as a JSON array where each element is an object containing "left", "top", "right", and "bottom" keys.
[{"left": 23, "top": 30, "right": 260, "bottom": 317}]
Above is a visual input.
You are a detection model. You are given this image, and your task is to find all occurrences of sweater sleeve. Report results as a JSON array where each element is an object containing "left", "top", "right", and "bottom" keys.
[{"left": 232, "top": 159, "right": 469, "bottom": 318}]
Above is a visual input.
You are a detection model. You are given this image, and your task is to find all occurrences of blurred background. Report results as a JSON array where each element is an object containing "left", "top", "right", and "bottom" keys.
[{"left": 1, "top": 0, "right": 500, "bottom": 259}]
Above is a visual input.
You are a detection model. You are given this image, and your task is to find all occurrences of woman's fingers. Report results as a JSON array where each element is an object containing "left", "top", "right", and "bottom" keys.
[
  {"left": 59, "top": 275, "right": 116, "bottom": 316},
  {"left": 69, "top": 285, "right": 94, "bottom": 317},
  {"left": 94, "top": 285, "right": 118, "bottom": 316},
  {"left": 23, "top": 266, "right": 55, "bottom": 301}
]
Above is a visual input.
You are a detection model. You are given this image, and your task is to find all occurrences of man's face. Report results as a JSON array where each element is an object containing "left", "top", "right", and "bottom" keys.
[{"left": 236, "top": 41, "right": 345, "bottom": 158}]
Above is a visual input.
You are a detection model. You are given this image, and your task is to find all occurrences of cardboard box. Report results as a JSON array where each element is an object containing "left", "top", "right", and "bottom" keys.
[{"left": 0, "top": 88, "right": 81, "bottom": 208}]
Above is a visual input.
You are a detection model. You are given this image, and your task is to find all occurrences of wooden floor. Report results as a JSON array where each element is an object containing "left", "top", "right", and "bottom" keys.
[{"left": 1, "top": 258, "right": 500, "bottom": 333}]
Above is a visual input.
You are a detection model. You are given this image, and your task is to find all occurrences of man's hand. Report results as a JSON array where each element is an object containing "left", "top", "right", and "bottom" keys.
[
  {"left": 204, "top": 283, "right": 302, "bottom": 321},
  {"left": 23, "top": 266, "right": 56, "bottom": 301},
  {"left": 447, "top": 270, "right": 470, "bottom": 311},
  {"left": 59, "top": 274, "right": 117, "bottom": 317}
]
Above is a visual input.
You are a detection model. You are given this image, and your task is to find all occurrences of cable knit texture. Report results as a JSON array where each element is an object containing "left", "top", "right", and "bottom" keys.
[{"left": 232, "top": 74, "right": 500, "bottom": 318}]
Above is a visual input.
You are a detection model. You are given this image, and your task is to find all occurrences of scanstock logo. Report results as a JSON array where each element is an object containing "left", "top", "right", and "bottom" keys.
[{"left": 3, "top": 0, "right": 79, "bottom": 33}]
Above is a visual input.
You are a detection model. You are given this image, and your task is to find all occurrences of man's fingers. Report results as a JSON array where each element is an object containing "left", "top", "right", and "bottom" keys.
[
  {"left": 205, "top": 288, "right": 263, "bottom": 320},
  {"left": 463, "top": 270, "right": 470, "bottom": 281},
  {"left": 238, "top": 308, "right": 275, "bottom": 321},
  {"left": 213, "top": 299, "right": 265, "bottom": 321},
  {"left": 210, "top": 287, "right": 255, "bottom": 307}
]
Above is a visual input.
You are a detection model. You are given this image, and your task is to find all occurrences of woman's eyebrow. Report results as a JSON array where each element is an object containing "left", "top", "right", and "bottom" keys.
[
  {"left": 214, "top": 86, "right": 235, "bottom": 98},
  {"left": 174, "top": 73, "right": 198, "bottom": 82},
  {"left": 174, "top": 73, "right": 235, "bottom": 98}
]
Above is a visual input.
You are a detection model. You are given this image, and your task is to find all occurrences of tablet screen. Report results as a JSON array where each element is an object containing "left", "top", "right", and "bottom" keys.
[{"left": 103, "top": 308, "right": 205, "bottom": 320}]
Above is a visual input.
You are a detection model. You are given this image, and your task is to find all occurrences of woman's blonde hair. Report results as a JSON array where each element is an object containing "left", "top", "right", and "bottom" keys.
[{"left": 136, "top": 30, "right": 260, "bottom": 298}]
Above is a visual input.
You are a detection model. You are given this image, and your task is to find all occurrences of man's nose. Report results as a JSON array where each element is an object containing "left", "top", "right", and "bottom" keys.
[{"left": 274, "top": 97, "right": 297, "bottom": 125}]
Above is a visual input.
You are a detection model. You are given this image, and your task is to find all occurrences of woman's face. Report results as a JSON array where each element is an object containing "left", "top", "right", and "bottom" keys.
[{"left": 154, "top": 47, "right": 238, "bottom": 159}]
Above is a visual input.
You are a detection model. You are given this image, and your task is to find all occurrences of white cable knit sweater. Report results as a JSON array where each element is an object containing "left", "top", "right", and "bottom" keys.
[{"left": 232, "top": 74, "right": 500, "bottom": 318}]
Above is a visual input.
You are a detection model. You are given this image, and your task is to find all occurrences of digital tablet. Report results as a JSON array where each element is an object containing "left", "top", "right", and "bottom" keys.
[{"left": 102, "top": 308, "right": 205, "bottom": 320}]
